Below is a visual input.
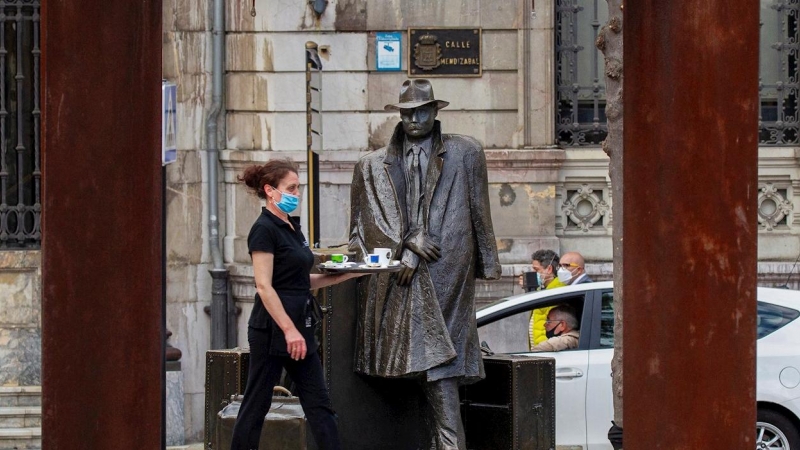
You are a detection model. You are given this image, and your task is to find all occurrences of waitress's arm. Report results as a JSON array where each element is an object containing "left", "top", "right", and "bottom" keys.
[
  {"left": 309, "top": 272, "right": 365, "bottom": 290},
  {"left": 252, "top": 251, "right": 307, "bottom": 360}
]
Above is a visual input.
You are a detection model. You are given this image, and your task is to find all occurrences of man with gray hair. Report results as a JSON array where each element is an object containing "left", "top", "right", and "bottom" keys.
[{"left": 530, "top": 305, "right": 580, "bottom": 352}]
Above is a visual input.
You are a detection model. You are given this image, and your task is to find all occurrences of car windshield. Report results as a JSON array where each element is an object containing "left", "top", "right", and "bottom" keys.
[{"left": 757, "top": 301, "right": 800, "bottom": 339}]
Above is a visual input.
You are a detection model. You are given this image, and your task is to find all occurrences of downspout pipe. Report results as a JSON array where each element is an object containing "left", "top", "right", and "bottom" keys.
[{"left": 207, "top": 0, "right": 228, "bottom": 350}]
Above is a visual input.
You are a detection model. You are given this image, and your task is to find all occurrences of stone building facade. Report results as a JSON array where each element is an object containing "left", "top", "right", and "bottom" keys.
[
  {"left": 157, "top": 0, "right": 800, "bottom": 442},
  {"left": 0, "top": 0, "right": 798, "bottom": 445}
]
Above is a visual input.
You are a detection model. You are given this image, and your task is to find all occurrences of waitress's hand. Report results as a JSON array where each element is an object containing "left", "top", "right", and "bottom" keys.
[{"left": 284, "top": 327, "right": 307, "bottom": 360}]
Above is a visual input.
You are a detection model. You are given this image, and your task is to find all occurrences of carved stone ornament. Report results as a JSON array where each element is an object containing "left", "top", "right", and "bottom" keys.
[
  {"left": 414, "top": 34, "right": 442, "bottom": 71},
  {"left": 758, "top": 183, "right": 793, "bottom": 231},
  {"left": 562, "top": 184, "right": 609, "bottom": 232}
]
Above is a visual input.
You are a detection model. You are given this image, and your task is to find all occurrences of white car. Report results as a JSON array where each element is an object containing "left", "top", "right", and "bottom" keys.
[{"left": 476, "top": 281, "right": 800, "bottom": 449}]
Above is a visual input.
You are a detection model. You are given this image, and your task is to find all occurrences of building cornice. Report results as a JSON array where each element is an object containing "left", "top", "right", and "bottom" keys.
[{"left": 221, "top": 148, "right": 568, "bottom": 185}]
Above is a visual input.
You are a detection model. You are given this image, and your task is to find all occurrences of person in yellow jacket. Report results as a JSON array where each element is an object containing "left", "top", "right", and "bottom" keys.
[{"left": 528, "top": 249, "right": 565, "bottom": 349}]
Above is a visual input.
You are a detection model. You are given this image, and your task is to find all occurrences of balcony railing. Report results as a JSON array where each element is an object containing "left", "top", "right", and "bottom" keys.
[{"left": 0, "top": 0, "right": 41, "bottom": 249}]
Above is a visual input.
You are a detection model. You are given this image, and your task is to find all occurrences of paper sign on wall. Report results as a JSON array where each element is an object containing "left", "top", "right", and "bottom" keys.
[{"left": 376, "top": 32, "right": 402, "bottom": 71}]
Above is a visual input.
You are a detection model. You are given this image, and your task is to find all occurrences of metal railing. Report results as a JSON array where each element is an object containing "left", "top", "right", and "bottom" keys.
[
  {"left": 557, "top": 0, "right": 800, "bottom": 147},
  {"left": 555, "top": 0, "right": 608, "bottom": 147},
  {"left": 759, "top": 0, "right": 799, "bottom": 145},
  {"left": 0, "top": 0, "right": 40, "bottom": 249}
]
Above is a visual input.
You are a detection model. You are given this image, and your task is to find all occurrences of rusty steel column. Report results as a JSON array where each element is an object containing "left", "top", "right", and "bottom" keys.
[
  {"left": 623, "top": 1, "right": 759, "bottom": 449},
  {"left": 41, "top": 1, "right": 163, "bottom": 449}
]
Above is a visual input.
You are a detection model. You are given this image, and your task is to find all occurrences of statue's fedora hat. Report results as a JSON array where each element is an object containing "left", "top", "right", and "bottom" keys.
[{"left": 384, "top": 79, "right": 450, "bottom": 111}]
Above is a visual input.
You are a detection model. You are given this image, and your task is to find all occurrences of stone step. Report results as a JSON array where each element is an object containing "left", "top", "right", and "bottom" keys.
[
  {"left": 0, "top": 427, "right": 41, "bottom": 450},
  {"left": 0, "top": 387, "right": 41, "bottom": 407},
  {"left": 0, "top": 406, "right": 41, "bottom": 428}
]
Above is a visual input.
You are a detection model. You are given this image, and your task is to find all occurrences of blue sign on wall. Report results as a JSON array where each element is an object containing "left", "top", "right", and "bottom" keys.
[
  {"left": 376, "top": 32, "right": 402, "bottom": 71},
  {"left": 162, "top": 82, "right": 177, "bottom": 165}
]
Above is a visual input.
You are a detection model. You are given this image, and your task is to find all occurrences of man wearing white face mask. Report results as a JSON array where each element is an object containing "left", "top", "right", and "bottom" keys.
[{"left": 556, "top": 251, "right": 593, "bottom": 286}]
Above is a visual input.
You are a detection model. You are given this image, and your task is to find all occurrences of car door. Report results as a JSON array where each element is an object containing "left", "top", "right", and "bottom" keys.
[
  {"left": 533, "top": 346, "right": 591, "bottom": 447},
  {"left": 585, "top": 289, "right": 615, "bottom": 449},
  {"left": 477, "top": 291, "right": 593, "bottom": 448}
]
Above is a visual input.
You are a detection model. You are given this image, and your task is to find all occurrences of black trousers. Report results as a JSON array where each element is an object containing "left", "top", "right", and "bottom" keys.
[{"left": 230, "top": 327, "right": 341, "bottom": 450}]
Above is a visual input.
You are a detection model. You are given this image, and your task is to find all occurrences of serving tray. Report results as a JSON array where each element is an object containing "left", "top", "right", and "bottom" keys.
[{"left": 317, "top": 262, "right": 403, "bottom": 274}]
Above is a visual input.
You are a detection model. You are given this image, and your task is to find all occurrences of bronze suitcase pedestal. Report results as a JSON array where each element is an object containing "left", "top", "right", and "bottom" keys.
[
  {"left": 204, "top": 348, "right": 250, "bottom": 449},
  {"left": 215, "top": 392, "right": 316, "bottom": 450},
  {"left": 460, "top": 354, "right": 556, "bottom": 450}
]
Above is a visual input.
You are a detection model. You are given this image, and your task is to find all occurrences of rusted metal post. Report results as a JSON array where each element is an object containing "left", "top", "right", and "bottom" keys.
[
  {"left": 623, "top": 1, "right": 759, "bottom": 449},
  {"left": 41, "top": 1, "right": 163, "bottom": 449}
]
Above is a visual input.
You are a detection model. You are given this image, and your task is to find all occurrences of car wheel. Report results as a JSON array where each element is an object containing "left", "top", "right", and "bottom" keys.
[{"left": 757, "top": 408, "right": 800, "bottom": 450}]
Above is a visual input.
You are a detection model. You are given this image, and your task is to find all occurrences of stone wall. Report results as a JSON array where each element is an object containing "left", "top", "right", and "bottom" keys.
[
  {"left": 163, "top": 0, "right": 214, "bottom": 442},
  {"left": 0, "top": 251, "right": 41, "bottom": 387}
]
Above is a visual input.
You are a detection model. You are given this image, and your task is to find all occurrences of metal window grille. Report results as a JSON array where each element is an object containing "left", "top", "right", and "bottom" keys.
[
  {"left": 557, "top": 0, "right": 800, "bottom": 147},
  {"left": 0, "top": 0, "right": 40, "bottom": 249},
  {"left": 760, "top": 0, "right": 799, "bottom": 145},
  {"left": 555, "top": 0, "right": 608, "bottom": 147}
]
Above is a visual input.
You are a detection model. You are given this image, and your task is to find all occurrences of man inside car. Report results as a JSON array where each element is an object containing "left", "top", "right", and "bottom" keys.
[{"left": 530, "top": 305, "right": 580, "bottom": 352}]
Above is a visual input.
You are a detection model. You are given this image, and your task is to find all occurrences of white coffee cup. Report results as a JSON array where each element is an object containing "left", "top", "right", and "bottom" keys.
[{"left": 373, "top": 248, "right": 393, "bottom": 265}]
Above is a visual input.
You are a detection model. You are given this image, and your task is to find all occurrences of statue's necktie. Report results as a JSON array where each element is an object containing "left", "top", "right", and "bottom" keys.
[{"left": 409, "top": 145, "right": 422, "bottom": 224}]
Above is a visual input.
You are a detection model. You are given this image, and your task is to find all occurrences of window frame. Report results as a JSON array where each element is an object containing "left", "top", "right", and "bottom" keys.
[
  {"left": 476, "top": 290, "right": 597, "bottom": 352},
  {"left": 586, "top": 289, "right": 800, "bottom": 349}
]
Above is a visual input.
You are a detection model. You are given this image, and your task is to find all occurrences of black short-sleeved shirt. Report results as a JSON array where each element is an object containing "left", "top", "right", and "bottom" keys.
[{"left": 247, "top": 207, "right": 316, "bottom": 355}]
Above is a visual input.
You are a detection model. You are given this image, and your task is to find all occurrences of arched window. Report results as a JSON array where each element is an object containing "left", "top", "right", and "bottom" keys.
[{"left": 555, "top": 0, "right": 799, "bottom": 147}]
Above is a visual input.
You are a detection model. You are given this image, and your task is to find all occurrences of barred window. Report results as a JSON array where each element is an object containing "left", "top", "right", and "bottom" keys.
[
  {"left": 760, "top": 0, "right": 799, "bottom": 145},
  {"left": 556, "top": 0, "right": 800, "bottom": 147},
  {"left": 0, "top": 1, "right": 41, "bottom": 249},
  {"left": 555, "top": 0, "right": 608, "bottom": 147}
]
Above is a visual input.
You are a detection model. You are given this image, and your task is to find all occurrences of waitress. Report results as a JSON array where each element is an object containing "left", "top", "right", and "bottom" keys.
[{"left": 231, "top": 159, "right": 362, "bottom": 450}]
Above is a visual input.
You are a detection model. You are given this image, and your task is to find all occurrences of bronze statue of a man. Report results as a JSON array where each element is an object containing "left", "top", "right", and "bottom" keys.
[{"left": 349, "top": 79, "right": 501, "bottom": 450}]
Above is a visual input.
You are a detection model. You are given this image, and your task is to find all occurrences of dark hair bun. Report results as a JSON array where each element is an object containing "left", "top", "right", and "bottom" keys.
[{"left": 237, "top": 159, "right": 299, "bottom": 199}]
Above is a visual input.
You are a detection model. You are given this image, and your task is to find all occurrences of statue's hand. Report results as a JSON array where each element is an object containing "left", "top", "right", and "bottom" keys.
[
  {"left": 404, "top": 230, "right": 441, "bottom": 262},
  {"left": 397, "top": 249, "right": 419, "bottom": 286},
  {"left": 397, "top": 264, "right": 416, "bottom": 286}
]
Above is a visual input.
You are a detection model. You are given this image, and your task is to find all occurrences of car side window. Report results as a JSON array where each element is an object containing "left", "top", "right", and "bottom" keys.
[
  {"left": 595, "top": 296, "right": 798, "bottom": 345},
  {"left": 757, "top": 301, "right": 799, "bottom": 339},
  {"left": 477, "top": 309, "right": 532, "bottom": 354},
  {"left": 599, "top": 292, "right": 614, "bottom": 348},
  {"left": 477, "top": 296, "right": 587, "bottom": 353}
]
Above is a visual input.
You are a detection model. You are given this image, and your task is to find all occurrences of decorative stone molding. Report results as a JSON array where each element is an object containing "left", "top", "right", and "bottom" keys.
[
  {"left": 758, "top": 261, "right": 800, "bottom": 289},
  {"left": 758, "top": 183, "right": 793, "bottom": 231},
  {"left": 228, "top": 263, "right": 256, "bottom": 303},
  {"left": 561, "top": 184, "right": 609, "bottom": 232},
  {"left": 220, "top": 149, "right": 369, "bottom": 185},
  {"left": 220, "top": 148, "right": 566, "bottom": 185}
]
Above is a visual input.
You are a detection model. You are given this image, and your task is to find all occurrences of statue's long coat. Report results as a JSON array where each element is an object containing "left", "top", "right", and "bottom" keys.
[{"left": 349, "top": 122, "right": 501, "bottom": 383}]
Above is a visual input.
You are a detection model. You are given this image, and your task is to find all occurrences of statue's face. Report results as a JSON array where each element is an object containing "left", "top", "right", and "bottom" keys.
[{"left": 400, "top": 104, "right": 438, "bottom": 138}]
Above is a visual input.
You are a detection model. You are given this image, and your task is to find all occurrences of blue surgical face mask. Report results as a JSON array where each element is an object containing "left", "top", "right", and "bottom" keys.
[
  {"left": 272, "top": 187, "right": 300, "bottom": 214},
  {"left": 536, "top": 272, "right": 545, "bottom": 287}
]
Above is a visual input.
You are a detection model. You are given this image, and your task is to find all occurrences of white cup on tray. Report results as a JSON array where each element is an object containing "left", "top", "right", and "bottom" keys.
[{"left": 372, "top": 248, "right": 393, "bottom": 265}]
